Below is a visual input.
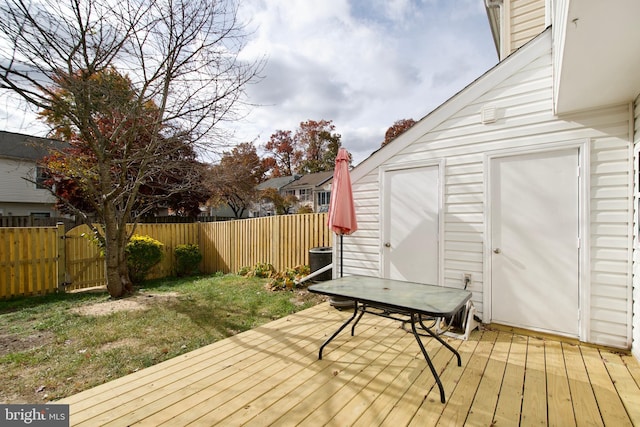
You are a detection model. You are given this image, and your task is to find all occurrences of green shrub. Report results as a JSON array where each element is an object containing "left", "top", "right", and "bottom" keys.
[
  {"left": 126, "top": 235, "right": 164, "bottom": 284},
  {"left": 175, "top": 244, "right": 203, "bottom": 276}
]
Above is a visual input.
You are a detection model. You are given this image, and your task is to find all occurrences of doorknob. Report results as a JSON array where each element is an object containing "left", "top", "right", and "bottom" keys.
[
  {"left": 384, "top": 242, "right": 391, "bottom": 248},
  {"left": 493, "top": 248, "right": 501, "bottom": 254}
]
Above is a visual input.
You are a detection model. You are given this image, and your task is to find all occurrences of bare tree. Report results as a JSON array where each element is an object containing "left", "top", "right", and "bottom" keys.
[{"left": 0, "top": 0, "right": 263, "bottom": 297}]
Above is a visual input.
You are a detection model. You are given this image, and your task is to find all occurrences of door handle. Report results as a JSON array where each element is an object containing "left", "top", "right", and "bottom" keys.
[{"left": 493, "top": 248, "right": 501, "bottom": 254}]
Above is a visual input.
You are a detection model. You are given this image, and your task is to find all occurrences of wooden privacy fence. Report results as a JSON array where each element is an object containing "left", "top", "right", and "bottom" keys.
[
  {"left": 200, "top": 213, "right": 332, "bottom": 273},
  {"left": 0, "top": 213, "right": 332, "bottom": 299},
  {"left": 63, "top": 222, "right": 200, "bottom": 292},
  {"left": 0, "top": 225, "right": 64, "bottom": 299}
]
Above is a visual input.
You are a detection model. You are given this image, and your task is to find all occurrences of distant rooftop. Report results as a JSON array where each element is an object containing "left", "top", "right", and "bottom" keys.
[
  {"left": 281, "top": 171, "right": 333, "bottom": 190},
  {"left": 256, "top": 175, "right": 297, "bottom": 191},
  {"left": 0, "top": 131, "right": 66, "bottom": 161}
]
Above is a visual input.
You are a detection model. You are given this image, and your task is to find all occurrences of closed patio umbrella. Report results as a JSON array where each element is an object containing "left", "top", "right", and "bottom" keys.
[{"left": 328, "top": 147, "right": 358, "bottom": 277}]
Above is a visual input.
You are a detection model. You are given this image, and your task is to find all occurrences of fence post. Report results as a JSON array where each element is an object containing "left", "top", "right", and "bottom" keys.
[
  {"left": 270, "top": 216, "right": 277, "bottom": 271},
  {"left": 227, "top": 220, "right": 234, "bottom": 274},
  {"left": 56, "top": 222, "right": 67, "bottom": 292}
]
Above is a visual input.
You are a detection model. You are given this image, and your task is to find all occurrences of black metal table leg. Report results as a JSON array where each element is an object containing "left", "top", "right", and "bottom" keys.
[
  {"left": 418, "top": 316, "right": 462, "bottom": 366},
  {"left": 351, "top": 304, "right": 366, "bottom": 336},
  {"left": 319, "top": 301, "right": 359, "bottom": 360},
  {"left": 410, "top": 313, "right": 446, "bottom": 403}
]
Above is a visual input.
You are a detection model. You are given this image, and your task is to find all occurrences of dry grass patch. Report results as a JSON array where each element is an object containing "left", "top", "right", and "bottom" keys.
[{"left": 70, "top": 292, "right": 180, "bottom": 316}]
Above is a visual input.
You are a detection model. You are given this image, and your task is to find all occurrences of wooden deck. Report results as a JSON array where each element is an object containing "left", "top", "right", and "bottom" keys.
[{"left": 58, "top": 303, "right": 640, "bottom": 426}]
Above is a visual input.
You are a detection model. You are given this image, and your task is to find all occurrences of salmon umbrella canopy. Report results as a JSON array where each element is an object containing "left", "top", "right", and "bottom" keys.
[{"left": 328, "top": 147, "right": 357, "bottom": 277}]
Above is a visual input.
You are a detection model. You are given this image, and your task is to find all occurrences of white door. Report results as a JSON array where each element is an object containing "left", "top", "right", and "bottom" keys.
[
  {"left": 383, "top": 165, "right": 439, "bottom": 284},
  {"left": 490, "top": 148, "right": 580, "bottom": 336}
]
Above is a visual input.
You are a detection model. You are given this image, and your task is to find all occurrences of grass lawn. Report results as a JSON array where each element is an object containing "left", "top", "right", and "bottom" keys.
[{"left": 0, "top": 274, "right": 327, "bottom": 404}]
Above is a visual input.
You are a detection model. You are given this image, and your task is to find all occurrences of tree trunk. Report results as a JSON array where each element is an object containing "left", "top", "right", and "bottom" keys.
[
  {"left": 103, "top": 206, "right": 133, "bottom": 298},
  {"left": 104, "top": 239, "right": 133, "bottom": 298},
  {"left": 105, "top": 256, "right": 124, "bottom": 298}
]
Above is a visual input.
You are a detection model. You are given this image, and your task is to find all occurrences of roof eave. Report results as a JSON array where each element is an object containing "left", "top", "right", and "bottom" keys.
[{"left": 484, "top": 0, "right": 502, "bottom": 57}]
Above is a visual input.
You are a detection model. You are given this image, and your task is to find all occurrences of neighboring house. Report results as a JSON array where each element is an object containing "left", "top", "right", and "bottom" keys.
[
  {"left": 250, "top": 175, "right": 298, "bottom": 217},
  {"left": 199, "top": 204, "right": 248, "bottom": 220},
  {"left": 341, "top": 0, "right": 640, "bottom": 357},
  {"left": 281, "top": 171, "right": 333, "bottom": 213},
  {"left": 0, "top": 131, "right": 67, "bottom": 218}
]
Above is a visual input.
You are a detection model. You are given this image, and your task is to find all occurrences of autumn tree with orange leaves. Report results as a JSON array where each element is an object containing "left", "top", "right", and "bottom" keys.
[
  {"left": 263, "top": 119, "right": 342, "bottom": 176},
  {"left": 0, "top": 0, "right": 262, "bottom": 297},
  {"left": 40, "top": 69, "right": 212, "bottom": 294},
  {"left": 207, "top": 142, "right": 267, "bottom": 219},
  {"left": 263, "top": 130, "right": 301, "bottom": 177},
  {"left": 382, "top": 118, "right": 417, "bottom": 147}
]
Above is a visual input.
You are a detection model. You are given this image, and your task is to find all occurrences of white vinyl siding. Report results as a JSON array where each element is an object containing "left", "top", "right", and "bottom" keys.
[
  {"left": 346, "top": 31, "right": 633, "bottom": 349},
  {"left": 633, "top": 94, "right": 640, "bottom": 359},
  {"left": 342, "top": 173, "right": 380, "bottom": 277},
  {"left": 0, "top": 158, "right": 56, "bottom": 204},
  {"left": 498, "top": 0, "right": 547, "bottom": 60},
  {"left": 510, "top": 0, "right": 546, "bottom": 54}
]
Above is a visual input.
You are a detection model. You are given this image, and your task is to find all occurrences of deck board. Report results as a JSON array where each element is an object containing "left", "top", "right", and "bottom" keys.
[
  {"left": 563, "top": 343, "right": 603, "bottom": 426},
  {"left": 465, "top": 331, "right": 510, "bottom": 426},
  {"left": 325, "top": 334, "right": 417, "bottom": 426},
  {"left": 493, "top": 333, "right": 527, "bottom": 425},
  {"left": 581, "top": 346, "right": 634, "bottom": 427},
  {"left": 77, "top": 325, "right": 317, "bottom": 425},
  {"left": 57, "top": 302, "right": 640, "bottom": 426},
  {"left": 124, "top": 317, "right": 337, "bottom": 426},
  {"left": 521, "top": 337, "right": 547, "bottom": 426},
  {"left": 546, "top": 340, "right": 575, "bottom": 426},
  {"left": 408, "top": 334, "right": 478, "bottom": 426},
  {"left": 602, "top": 349, "right": 640, "bottom": 425},
  {"left": 438, "top": 330, "right": 498, "bottom": 426},
  {"left": 348, "top": 335, "right": 434, "bottom": 427}
]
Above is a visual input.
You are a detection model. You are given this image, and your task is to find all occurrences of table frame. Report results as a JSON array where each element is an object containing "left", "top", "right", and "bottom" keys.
[{"left": 310, "top": 278, "right": 472, "bottom": 403}]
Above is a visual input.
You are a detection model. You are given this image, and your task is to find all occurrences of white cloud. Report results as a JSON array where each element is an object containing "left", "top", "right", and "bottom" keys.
[
  {"left": 0, "top": 0, "right": 498, "bottom": 165},
  {"left": 0, "top": 91, "right": 48, "bottom": 135},
  {"left": 233, "top": 0, "right": 498, "bottom": 164}
]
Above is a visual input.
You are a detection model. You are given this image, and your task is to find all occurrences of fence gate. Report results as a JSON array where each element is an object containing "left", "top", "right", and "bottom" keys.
[
  {"left": 64, "top": 225, "right": 106, "bottom": 291},
  {"left": 0, "top": 226, "right": 60, "bottom": 298}
]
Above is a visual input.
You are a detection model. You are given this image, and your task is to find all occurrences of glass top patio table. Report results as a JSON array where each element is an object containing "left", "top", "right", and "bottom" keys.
[
  {"left": 309, "top": 275, "right": 473, "bottom": 403},
  {"left": 309, "top": 275, "right": 471, "bottom": 317}
]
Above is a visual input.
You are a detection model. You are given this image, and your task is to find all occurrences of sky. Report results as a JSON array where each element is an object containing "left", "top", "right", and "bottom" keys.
[{"left": 0, "top": 0, "right": 499, "bottom": 166}]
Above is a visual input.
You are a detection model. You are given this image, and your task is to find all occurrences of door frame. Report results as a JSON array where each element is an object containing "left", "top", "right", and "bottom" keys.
[
  {"left": 483, "top": 140, "right": 591, "bottom": 340},
  {"left": 379, "top": 159, "right": 445, "bottom": 285}
]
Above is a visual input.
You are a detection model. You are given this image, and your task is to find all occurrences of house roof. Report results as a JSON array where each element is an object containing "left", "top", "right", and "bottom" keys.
[
  {"left": 281, "top": 171, "right": 333, "bottom": 191},
  {"left": 0, "top": 131, "right": 66, "bottom": 161},
  {"left": 256, "top": 175, "right": 297, "bottom": 191}
]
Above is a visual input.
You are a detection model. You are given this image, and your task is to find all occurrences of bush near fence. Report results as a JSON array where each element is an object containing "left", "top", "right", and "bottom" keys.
[{"left": 0, "top": 213, "right": 332, "bottom": 299}]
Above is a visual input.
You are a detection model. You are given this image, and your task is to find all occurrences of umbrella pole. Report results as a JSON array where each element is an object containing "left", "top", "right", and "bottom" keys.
[{"left": 340, "top": 234, "right": 343, "bottom": 277}]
